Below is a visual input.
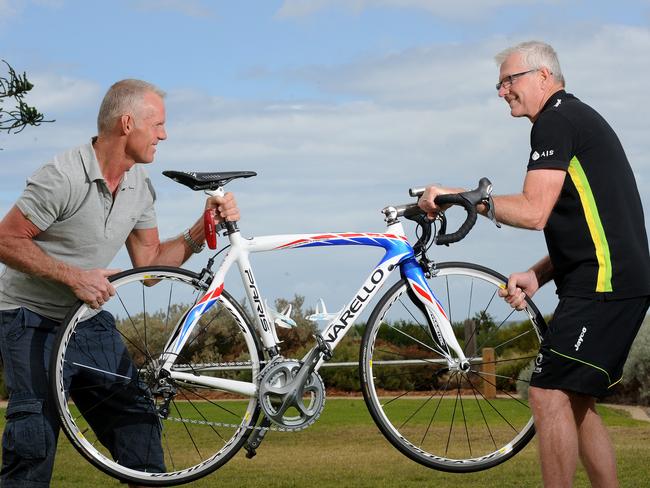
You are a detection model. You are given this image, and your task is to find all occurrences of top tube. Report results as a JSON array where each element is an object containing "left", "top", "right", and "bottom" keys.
[{"left": 243, "top": 231, "right": 414, "bottom": 266}]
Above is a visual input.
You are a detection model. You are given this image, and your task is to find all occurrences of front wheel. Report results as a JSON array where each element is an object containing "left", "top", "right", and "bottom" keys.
[
  {"left": 360, "top": 262, "right": 547, "bottom": 472},
  {"left": 50, "top": 266, "right": 263, "bottom": 486}
]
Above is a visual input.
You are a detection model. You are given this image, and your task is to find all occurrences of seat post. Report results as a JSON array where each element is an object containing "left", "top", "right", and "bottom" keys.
[
  {"left": 205, "top": 188, "right": 240, "bottom": 236},
  {"left": 223, "top": 221, "right": 239, "bottom": 235}
]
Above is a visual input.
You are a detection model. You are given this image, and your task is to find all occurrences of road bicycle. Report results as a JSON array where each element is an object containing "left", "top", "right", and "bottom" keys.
[{"left": 49, "top": 171, "right": 547, "bottom": 486}]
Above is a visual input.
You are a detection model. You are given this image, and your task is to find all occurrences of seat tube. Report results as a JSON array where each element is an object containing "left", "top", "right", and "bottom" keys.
[{"left": 234, "top": 242, "right": 277, "bottom": 350}]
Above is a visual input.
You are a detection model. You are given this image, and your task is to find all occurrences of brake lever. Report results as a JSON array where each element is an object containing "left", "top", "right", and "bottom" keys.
[
  {"left": 437, "top": 212, "right": 449, "bottom": 246},
  {"left": 484, "top": 194, "right": 501, "bottom": 229},
  {"left": 461, "top": 178, "right": 501, "bottom": 229}
]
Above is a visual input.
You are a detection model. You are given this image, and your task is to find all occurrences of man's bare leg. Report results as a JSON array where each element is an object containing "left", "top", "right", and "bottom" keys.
[
  {"left": 529, "top": 386, "right": 579, "bottom": 487},
  {"left": 572, "top": 394, "right": 619, "bottom": 488}
]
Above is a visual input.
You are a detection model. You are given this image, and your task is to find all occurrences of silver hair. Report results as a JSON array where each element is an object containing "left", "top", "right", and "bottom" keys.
[
  {"left": 495, "top": 41, "right": 565, "bottom": 86},
  {"left": 97, "top": 79, "right": 166, "bottom": 134}
]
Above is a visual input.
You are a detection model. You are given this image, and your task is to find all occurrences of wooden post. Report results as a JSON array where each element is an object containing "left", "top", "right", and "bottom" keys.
[{"left": 482, "top": 347, "right": 496, "bottom": 399}]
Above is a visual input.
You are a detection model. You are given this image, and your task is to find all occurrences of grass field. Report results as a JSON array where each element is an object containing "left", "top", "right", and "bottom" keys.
[{"left": 1, "top": 398, "right": 648, "bottom": 487}]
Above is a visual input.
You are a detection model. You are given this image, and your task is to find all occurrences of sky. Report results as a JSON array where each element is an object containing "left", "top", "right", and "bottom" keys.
[{"left": 1, "top": 0, "right": 650, "bottom": 317}]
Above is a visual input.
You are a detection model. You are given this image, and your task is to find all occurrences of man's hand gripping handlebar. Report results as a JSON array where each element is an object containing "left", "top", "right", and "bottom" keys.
[{"left": 387, "top": 178, "right": 500, "bottom": 246}]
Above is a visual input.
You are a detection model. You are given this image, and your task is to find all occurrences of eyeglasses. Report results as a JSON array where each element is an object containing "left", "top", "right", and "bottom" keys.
[{"left": 495, "top": 69, "right": 538, "bottom": 91}]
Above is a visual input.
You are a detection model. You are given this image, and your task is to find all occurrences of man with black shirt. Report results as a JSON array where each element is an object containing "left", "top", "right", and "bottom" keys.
[{"left": 418, "top": 41, "right": 650, "bottom": 487}]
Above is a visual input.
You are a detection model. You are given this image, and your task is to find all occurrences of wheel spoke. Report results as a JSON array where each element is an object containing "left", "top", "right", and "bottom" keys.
[
  {"left": 468, "top": 376, "right": 497, "bottom": 450},
  {"left": 384, "top": 322, "right": 448, "bottom": 359}
]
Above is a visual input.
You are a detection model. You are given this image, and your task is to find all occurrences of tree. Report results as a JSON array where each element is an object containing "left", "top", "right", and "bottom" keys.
[{"left": 1, "top": 60, "right": 53, "bottom": 135}]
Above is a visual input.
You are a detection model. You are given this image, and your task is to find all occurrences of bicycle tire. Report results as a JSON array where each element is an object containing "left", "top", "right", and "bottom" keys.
[
  {"left": 360, "top": 262, "right": 547, "bottom": 472},
  {"left": 50, "top": 266, "right": 263, "bottom": 486}
]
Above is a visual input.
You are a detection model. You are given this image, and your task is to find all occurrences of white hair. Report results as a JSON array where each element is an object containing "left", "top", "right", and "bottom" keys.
[
  {"left": 97, "top": 79, "right": 166, "bottom": 134},
  {"left": 495, "top": 41, "right": 565, "bottom": 86}
]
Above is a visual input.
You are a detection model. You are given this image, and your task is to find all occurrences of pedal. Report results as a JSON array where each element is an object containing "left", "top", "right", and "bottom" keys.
[
  {"left": 244, "top": 417, "right": 272, "bottom": 459},
  {"left": 315, "top": 333, "right": 333, "bottom": 361}
]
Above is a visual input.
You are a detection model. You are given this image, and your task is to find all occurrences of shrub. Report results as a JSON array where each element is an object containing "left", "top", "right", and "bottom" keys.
[
  {"left": 516, "top": 360, "right": 535, "bottom": 402},
  {"left": 621, "top": 317, "right": 650, "bottom": 405},
  {"left": 495, "top": 353, "right": 535, "bottom": 392}
]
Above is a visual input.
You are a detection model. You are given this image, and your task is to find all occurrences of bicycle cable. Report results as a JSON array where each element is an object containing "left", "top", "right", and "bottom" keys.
[{"left": 207, "top": 243, "right": 230, "bottom": 266}]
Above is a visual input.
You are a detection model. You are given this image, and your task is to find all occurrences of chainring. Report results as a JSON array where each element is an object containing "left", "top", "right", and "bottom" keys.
[{"left": 258, "top": 358, "right": 325, "bottom": 430}]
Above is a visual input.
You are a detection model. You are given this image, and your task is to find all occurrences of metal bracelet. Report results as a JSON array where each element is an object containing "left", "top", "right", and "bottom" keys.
[{"left": 183, "top": 228, "right": 205, "bottom": 253}]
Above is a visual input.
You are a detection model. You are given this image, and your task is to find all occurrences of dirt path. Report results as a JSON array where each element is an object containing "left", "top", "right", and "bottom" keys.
[{"left": 600, "top": 403, "right": 650, "bottom": 422}]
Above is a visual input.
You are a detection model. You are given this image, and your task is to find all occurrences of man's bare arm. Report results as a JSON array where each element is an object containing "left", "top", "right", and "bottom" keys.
[
  {"left": 0, "top": 206, "right": 118, "bottom": 308},
  {"left": 489, "top": 169, "right": 566, "bottom": 230},
  {"left": 126, "top": 192, "right": 240, "bottom": 268}
]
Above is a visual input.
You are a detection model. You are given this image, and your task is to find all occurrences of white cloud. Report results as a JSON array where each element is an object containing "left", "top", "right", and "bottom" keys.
[
  {"left": 2, "top": 22, "right": 648, "bottom": 315},
  {"left": 154, "top": 23, "right": 650, "bottom": 314},
  {"left": 291, "top": 42, "right": 501, "bottom": 107},
  {"left": 276, "top": 0, "right": 559, "bottom": 20},
  {"left": 1, "top": 0, "right": 209, "bottom": 22},
  {"left": 0, "top": 0, "right": 19, "bottom": 20},
  {"left": 0, "top": 0, "right": 62, "bottom": 23},
  {"left": 25, "top": 73, "right": 101, "bottom": 113}
]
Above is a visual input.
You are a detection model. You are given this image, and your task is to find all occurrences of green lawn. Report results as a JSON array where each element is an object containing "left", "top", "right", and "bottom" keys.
[{"left": 1, "top": 398, "right": 648, "bottom": 487}]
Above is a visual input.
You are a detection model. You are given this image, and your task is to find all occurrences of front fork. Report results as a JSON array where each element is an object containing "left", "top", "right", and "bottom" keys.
[{"left": 401, "top": 258, "right": 470, "bottom": 371}]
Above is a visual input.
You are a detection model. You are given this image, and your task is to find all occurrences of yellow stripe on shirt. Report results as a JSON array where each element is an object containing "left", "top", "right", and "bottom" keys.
[{"left": 567, "top": 157, "right": 613, "bottom": 292}]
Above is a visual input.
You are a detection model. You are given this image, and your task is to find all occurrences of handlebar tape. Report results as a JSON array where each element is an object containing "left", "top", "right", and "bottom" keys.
[{"left": 433, "top": 193, "right": 478, "bottom": 245}]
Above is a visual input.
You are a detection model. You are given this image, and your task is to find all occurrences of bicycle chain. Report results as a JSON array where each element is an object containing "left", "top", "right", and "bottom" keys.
[
  {"left": 167, "top": 359, "right": 324, "bottom": 432},
  {"left": 164, "top": 414, "right": 317, "bottom": 433},
  {"left": 173, "top": 360, "right": 258, "bottom": 370}
]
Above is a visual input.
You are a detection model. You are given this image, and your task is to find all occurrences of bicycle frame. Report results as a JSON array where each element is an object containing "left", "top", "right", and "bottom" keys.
[{"left": 159, "top": 190, "right": 469, "bottom": 397}]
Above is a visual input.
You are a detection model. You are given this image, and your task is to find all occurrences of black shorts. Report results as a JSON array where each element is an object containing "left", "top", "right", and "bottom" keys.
[{"left": 529, "top": 295, "right": 650, "bottom": 398}]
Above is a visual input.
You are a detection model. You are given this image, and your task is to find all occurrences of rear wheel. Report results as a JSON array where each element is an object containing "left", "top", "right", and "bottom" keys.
[
  {"left": 360, "top": 262, "right": 547, "bottom": 472},
  {"left": 50, "top": 266, "right": 262, "bottom": 486}
]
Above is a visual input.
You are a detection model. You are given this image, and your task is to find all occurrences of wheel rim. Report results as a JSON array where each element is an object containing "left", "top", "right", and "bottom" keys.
[
  {"left": 52, "top": 268, "right": 260, "bottom": 484},
  {"left": 362, "top": 263, "right": 545, "bottom": 471}
]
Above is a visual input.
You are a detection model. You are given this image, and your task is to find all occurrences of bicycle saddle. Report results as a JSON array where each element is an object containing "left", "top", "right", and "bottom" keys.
[{"left": 162, "top": 170, "right": 257, "bottom": 191}]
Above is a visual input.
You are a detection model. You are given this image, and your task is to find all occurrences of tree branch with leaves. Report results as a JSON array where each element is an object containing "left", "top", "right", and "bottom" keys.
[{"left": 1, "top": 60, "right": 54, "bottom": 135}]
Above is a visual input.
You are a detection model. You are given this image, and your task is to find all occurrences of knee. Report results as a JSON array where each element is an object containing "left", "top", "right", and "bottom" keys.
[
  {"left": 529, "top": 387, "right": 573, "bottom": 421},
  {"left": 528, "top": 386, "right": 548, "bottom": 408}
]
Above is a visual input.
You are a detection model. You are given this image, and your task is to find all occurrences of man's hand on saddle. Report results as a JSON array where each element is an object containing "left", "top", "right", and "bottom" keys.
[{"left": 205, "top": 192, "right": 239, "bottom": 223}]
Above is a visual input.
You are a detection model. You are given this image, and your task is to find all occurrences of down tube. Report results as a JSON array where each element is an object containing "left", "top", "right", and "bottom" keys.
[{"left": 319, "top": 248, "right": 413, "bottom": 350}]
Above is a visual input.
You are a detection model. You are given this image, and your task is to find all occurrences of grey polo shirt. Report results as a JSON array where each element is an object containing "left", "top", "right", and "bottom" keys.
[{"left": 0, "top": 139, "right": 157, "bottom": 320}]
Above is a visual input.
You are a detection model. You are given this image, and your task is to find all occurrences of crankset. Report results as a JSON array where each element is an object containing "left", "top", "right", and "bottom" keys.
[{"left": 258, "top": 358, "right": 326, "bottom": 430}]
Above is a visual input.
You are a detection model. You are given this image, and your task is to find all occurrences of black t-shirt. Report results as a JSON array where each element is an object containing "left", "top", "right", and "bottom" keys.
[{"left": 528, "top": 90, "right": 650, "bottom": 299}]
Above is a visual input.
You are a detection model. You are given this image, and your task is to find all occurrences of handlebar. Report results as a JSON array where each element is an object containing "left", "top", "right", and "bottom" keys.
[
  {"left": 433, "top": 193, "right": 480, "bottom": 245},
  {"left": 386, "top": 177, "right": 499, "bottom": 246}
]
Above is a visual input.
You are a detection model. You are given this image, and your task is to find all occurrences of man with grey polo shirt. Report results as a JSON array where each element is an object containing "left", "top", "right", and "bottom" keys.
[
  {"left": 0, "top": 79, "right": 239, "bottom": 487},
  {"left": 0, "top": 143, "right": 157, "bottom": 318}
]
